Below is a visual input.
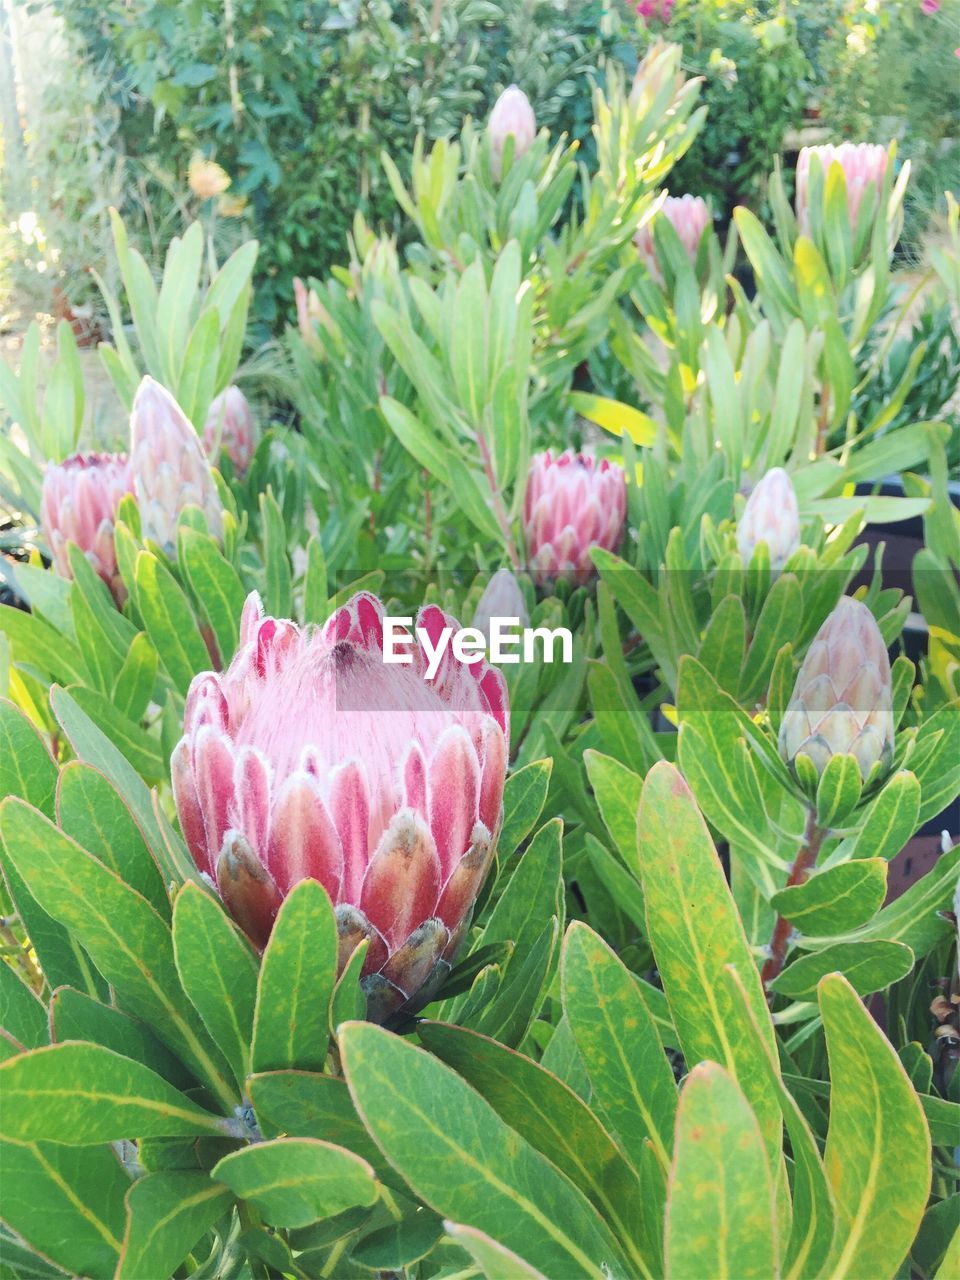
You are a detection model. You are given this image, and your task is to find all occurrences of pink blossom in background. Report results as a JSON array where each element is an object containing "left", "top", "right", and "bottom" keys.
[
  {"left": 920, "top": 0, "right": 941, "bottom": 15},
  {"left": 636, "top": 0, "right": 675, "bottom": 21},
  {"left": 172, "top": 590, "right": 509, "bottom": 1019},
  {"left": 523, "top": 450, "right": 627, "bottom": 586},
  {"left": 203, "top": 385, "right": 258, "bottom": 476},
  {"left": 795, "top": 143, "right": 888, "bottom": 234},
  {"left": 487, "top": 85, "right": 536, "bottom": 180},
  {"left": 41, "top": 452, "right": 133, "bottom": 603},
  {"left": 634, "top": 194, "right": 711, "bottom": 284}
]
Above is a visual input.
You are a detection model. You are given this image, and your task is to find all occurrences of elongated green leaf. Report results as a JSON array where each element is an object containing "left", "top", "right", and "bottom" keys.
[
  {"left": 252, "top": 879, "right": 337, "bottom": 1073},
  {"left": 419, "top": 1019, "right": 651, "bottom": 1277},
  {"left": 561, "top": 922, "right": 676, "bottom": 1172},
  {"left": 819, "top": 973, "right": 931, "bottom": 1279},
  {"left": 0, "top": 1043, "right": 233, "bottom": 1144},
  {"left": 173, "top": 882, "right": 258, "bottom": 1088},
  {"left": 340, "top": 1021, "right": 632, "bottom": 1280},
  {"left": 212, "top": 1137, "right": 378, "bottom": 1229},
  {"left": 0, "top": 699, "right": 57, "bottom": 818},
  {"left": 774, "top": 939, "right": 914, "bottom": 998},
  {"left": 478, "top": 819, "right": 563, "bottom": 955},
  {"left": 65, "top": 684, "right": 164, "bottom": 785},
  {"left": 770, "top": 858, "right": 887, "bottom": 935},
  {"left": 50, "top": 987, "right": 193, "bottom": 1089},
  {"left": 583, "top": 750, "right": 643, "bottom": 865},
  {"left": 850, "top": 771, "right": 921, "bottom": 862},
  {"left": 444, "top": 1223, "right": 548, "bottom": 1280},
  {"left": 0, "top": 962, "right": 46, "bottom": 1049},
  {"left": 0, "top": 1140, "right": 127, "bottom": 1279},
  {"left": 116, "top": 1170, "right": 233, "bottom": 1280},
  {"left": 135, "top": 552, "right": 208, "bottom": 696},
  {"left": 664, "top": 1063, "right": 778, "bottom": 1280},
  {"left": 178, "top": 526, "right": 244, "bottom": 666},
  {"left": 498, "top": 758, "right": 553, "bottom": 855},
  {"left": 111, "top": 633, "right": 159, "bottom": 727},
  {"left": 636, "top": 763, "right": 781, "bottom": 1159},
  {"left": 0, "top": 603, "right": 87, "bottom": 686},
  {"left": 259, "top": 488, "right": 291, "bottom": 618}
]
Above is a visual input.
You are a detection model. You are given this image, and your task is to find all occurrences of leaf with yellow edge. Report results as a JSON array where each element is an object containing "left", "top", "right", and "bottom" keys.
[{"left": 568, "top": 392, "right": 656, "bottom": 446}]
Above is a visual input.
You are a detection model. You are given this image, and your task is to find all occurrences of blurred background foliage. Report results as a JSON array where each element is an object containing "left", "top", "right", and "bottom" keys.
[{"left": 2, "top": 0, "right": 957, "bottom": 344}]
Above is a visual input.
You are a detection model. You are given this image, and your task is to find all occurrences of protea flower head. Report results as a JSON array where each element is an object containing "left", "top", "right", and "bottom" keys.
[
  {"left": 523, "top": 450, "right": 627, "bottom": 586},
  {"left": 472, "top": 569, "right": 530, "bottom": 644},
  {"left": 795, "top": 143, "right": 888, "bottom": 236},
  {"left": 634, "top": 194, "right": 710, "bottom": 284},
  {"left": 778, "top": 597, "right": 894, "bottom": 783},
  {"left": 40, "top": 452, "right": 133, "bottom": 604},
  {"left": 736, "top": 467, "right": 801, "bottom": 571},
  {"left": 202, "top": 386, "right": 258, "bottom": 476},
  {"left": 171, "top": 591, "right": 509, "bottom": 1020},
  {"left": 130, "top": 376, "right": 224, "bottom": 554},
  {"left": 488, "top": 86, "right": 536, "bottom": 180}
]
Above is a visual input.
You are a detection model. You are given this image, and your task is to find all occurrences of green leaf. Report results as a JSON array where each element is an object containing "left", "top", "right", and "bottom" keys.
[
  {"left": 568, "top": 392, "right": 656, "bottom": 446},
  {"left": 498, "top": 758, "right": 552, "bottom": 855},
  {"left": 65, "top": 685, "right": 165, "bottom": 785},
  {"left": 773, "top": 940, "right": 914, "bottom": 998},
  {"left": 380, "top": 397, "right": 451, "bottom": 486},
  {"left": 417, "top": 1020, "right": 651, "bottom": 1276},
  {"left": 212, "top": 1137, "right": 378, "bottom": 1229},
  {"left": 178, "top": 526, "right": 245, "bottom": 667},
  {"left": 0, "top": 1043, "right": 233, "bottom": 1144},
  {"left": 339, "top": 1021, "right": 632, "bottom": 1280},
  {"left": 252, "top": 879, "right": 337, "bottom": 1073},
  {"left": 470, "top": 918, "right": 557, "bottom": 1048},
  {"left": 819, "top": 973, "right": 931, "bottom": 1279},
  {"left": 259, "top": 488, "right": 292, "bottom": 618},
  {"left": 177, "top": 307, "right": 221, "bottom": 428},
  {"left": 116, "top": 1170, "right": 233, "bottom": 1280},
  {"left": 112, "top": 633, "right": 159, "bottom": 723},
  {"left": 0, "top": 1140, "right": 128, "bottom": 1278},
  {"left": 444, "top": 1223, "right": 547, "bottom": 1279},
  {"left": 50, "top": 987, "right": 193, "bottom": 1089},
  {"left": 850, "top": 840, "right": 960, "bottom": 957},
  {"left": 0, "top": 603, "right": 87, "bottom": 686},
  {"left": 134, "top": 552, "right": 208, "bottom": 697},
  {"left": 771, "top": 859, "right": 887, "bottom": 935},
  {"left": 815, "top": 753, "right": 863, "bottom": 828},
  {"left": 583, "top": 750, "right": 643, "bottom": 866},
  {"left": 636, "top": 763, "right": 782, "bottom": 1161},
  {"left": 329, "top": 938, "right": 368, "bottom": 1033},
  {"left": 173, "top": 882, "right": 259, "bottom": 1089},
  {"left": 0, "top": 698, "right": 57, "bottom": 818},
  {"left": 561, "top": 922, "right": 676, "bottom": 1172},
  {"left": 664, "top": 1063, "right": 778, "bottom": 1280},
  {"left": 850, "top": 771, "right": 921, "bottom": 862},
  {"left": 0, "top": 962, "right": 47, "bottom": 1049},
  {"left": 479, "top": 818, "right": 563, "bottom": 956}
]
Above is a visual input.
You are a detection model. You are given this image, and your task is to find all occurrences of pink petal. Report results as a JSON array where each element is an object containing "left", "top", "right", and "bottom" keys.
[
  {"left": 335, "top": 904, "right": 389, "bottom": 975},
  {"left": 234, "top": 748, "right": 272, "bottom": 862},
  {"left": 480, "top": 667, "right": 509, "bottom": 736},
  {"left": 171, "top": 739, "right": 211, "bottom": 876},
  {"left": 239, "top": 592, "right": 264, "bottom": 646},
  {"left": 330, "top": 761, "right": 370, "bottom": 903},
  {"left": 360, "top": 811, "right": 442, "bottom": 950},
  {"left": 428, "top": 726, "right": 480, "bottom": 878},
  {"left": 436, "top": 824, "right": 494, "bottom": 934},
  {"left": 267, "top": 774, "right": 343, "bottom": 901},
  {"left": 402, "top": 743, "right": 428, "bottom": 819},
  {"left": 184, "top": 673, "right": 228, "bottom": 735},
  {"left": 479, "top": 722, "right": 507, "bottom": 831},
  {"left": 192, "top": 728, "right": 236, "bottom": 869}
]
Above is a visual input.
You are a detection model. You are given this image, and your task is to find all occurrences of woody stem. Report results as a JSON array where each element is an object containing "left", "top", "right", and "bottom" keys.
[{"left": 761, "top": 808, "right": 825, "bottom": 998}]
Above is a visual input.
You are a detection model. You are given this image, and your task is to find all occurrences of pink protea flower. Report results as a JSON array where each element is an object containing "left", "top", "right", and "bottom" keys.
[
  {"left": 636, "top": 0, "right": 675, "bottom": 22},
  {"left": 523, "top": 450, "right": 627, "bottom": 586},
  {"left": 488, "top": 86, "right": 536, "bottom": 181},
  {"left": 795, "top": 143, "right": 888, "bottom": 235},
  {"left": 130, "top": 375, "right": 224, "bottom": 554},
  {"left": 202, "top": 386, "right": 258, "bottom": 476},
  {"left": 40, "top": 452, "right": 133, "bottom": 604},
  {"left": 171, "top": 591, "right": 509, "bottom": 1019},
  {"left": 736, "top": 467, "right": 801, "bottom": 571},
  {"left": 634, "top": 195, "right": 710, "bottom": 285}
]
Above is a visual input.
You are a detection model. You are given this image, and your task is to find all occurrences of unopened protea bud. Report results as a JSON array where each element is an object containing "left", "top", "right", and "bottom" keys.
[
  {"left": 629, "top": 39, "right": 684, "bottom": 110},
  {"left": 488, "top": 86, "right": 536, "bottom": 181},
  {"left": 779, "top": 597, "right": 894, "bottom": 783},
  {"left": 293, "top": 277, "right": 330, "bottom": 354},
  {"left": 130, "top": 376, "right": 224, "bottom": 553},
  {"left": 634, "top": 194, "right": 710, "bottom": 284},
  {"left": 472, "top": 569, "right": 530, "bottom": 644},
  {"left": 172, "top": 591, "right": 509, "bottom": 1020},
  {"left": 523, "top": 450, "right": 627, "bottom": 587},
  {"left": 736, "top": 468, "right": 800, "bottom": 571},
  {"left": 795, "top": 143, "right": 888, "bottom": 237},
  {"left": 41, "top": 452, "right": 133, "bottom": 604},
  {"left": 203, "top": 386, "right": 258, "bottom": 476}
]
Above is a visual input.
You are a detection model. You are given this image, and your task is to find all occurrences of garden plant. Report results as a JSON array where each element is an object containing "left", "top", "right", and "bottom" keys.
[{"left": 0, "top": 14, "right": 958, "bottom": 1280}]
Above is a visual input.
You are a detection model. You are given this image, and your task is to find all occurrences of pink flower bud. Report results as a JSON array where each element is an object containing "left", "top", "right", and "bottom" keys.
[
  {"left": 736, "top": 468, "right": 801, "bottom": 571},
  {"left": 795, "top": 143, "right": 888, "bottom": 236},
  {"left": 130, "top": 376, "right": 224, "bottom": 553},
  {"left": 40, "top": 452, "right": 133, "bottom": 604},
  {"left": 523, "top": 450, "right": 627, "bottom": 586},
  {"left": 472, "top": 569, "right": 530, "bottom": 644},
  {"left": 488, "top": 86, "right": 536, "bottom": 181},
  {"left": 629, "top": 38, "right": 683, "bottom": 109},
  {"left": 202, "top": 386, "right": 258, "bottom": 476},
  {"left": 293, "top": 277, "right": 328, "bottom": 354},
  {"left": 172, "top": 591, "right": 509, "bottom": 1019},
  {"left": 634, "top": 194, "right": 711, "bottom": 284},
  {"left": 779, "top": 597, "right": 894, "bottom": 783}
]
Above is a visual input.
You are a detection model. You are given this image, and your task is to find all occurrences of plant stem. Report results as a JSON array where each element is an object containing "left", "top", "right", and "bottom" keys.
[
  {"left": 814, "top": 381, "right": 831, "bottom": 457},
  {"left": 761, "top": 808, "right": 825, "bottom": 997},
  {"left": 475, "top": 431, "right": 521, "bottom": 569}
]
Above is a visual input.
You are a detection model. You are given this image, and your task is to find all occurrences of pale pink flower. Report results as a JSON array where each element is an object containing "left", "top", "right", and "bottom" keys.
[
  {"left": 41, "top": 452, "right": 133, "bottom": 604},
  {"left": 636, "top": 0, "right": 675, "bottom": 22},
  {"left": 736, "top": 468, "right": 801, "bottom": 571},
  {"left": 635, "top": 194, "right": 710, "bottom": 285},
  {"left": 795, "top": 143, "right": 888, "bottom": 235},
  {"left": 921, "top": 1, "right": 941, "bottom": 15},
  {"left": 203, "top": 386, "right": 258, "bottom": 476},
  {"left": 488, "top": 86, "right": 536, "bottom": 181},
  {"left": 171, "top": 590, "right": 509, "bottom": 1018},
  {"left": 523, "top": 450, "right": 627, "bottom": 586},
  {"left": 130, "top": 376, "right": 224, "bottom": 554}
]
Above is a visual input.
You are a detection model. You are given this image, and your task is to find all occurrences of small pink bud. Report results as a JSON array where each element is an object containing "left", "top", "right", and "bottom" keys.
[
  {"left": 795, "top": 143, "right": 888, "bottom": 236},
  {"left": 523, "top": 450, "right": 627, "bottom": 586},
  {"left": 472, "top": 569, "right": 529, "bottom": 644},
  {"left": 130, "top": 376, "right": 224, "bottom": 553},
  {"left": 172, "top": 591, "right": 509, "bottom": 1019},
  {"left": 488, "top": 86, "right": 536, "bottom": 181},
  {"left": 40, "top": 452, "right": 133, "bottom": 604},
  {"left": 736, "top": 468, "right": 801, "bottom": 571},
  {"left": 293, "top": 277, "right": 329, "bottom": 353},
  {"left": 203, "top": 386, "right": 258, "bottom": 476},
  {"left": 635, "top": 194, "right": 711, "bottom": 285}
]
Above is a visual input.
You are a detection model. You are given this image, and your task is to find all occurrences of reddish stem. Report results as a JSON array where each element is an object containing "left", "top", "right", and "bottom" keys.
[
  {"left": 761, "top": 808, "right": 825, "bottom": 997},
  {"left": 475, "top": 431, "right": 521, "bottom": 569}
]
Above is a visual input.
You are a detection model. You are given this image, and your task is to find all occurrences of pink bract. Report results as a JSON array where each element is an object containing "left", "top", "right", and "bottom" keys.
[
  {"left": 41, "top": 451, "right": 134, "bottom": 604},
  {"left": 523, "top": 450, "right": 627, "bottom": 586}
]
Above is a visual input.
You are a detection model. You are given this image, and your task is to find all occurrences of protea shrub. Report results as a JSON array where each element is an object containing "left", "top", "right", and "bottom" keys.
[
  {"left": 736, "top": 467, "right": 801, "bottom": 570},
  {"left": 40, "top": 452, "right": 134, "bottom": 604},
  {"left": 795, "top": 143, "right": 888, "bottom": 237},
  {"left": 203, "top": 386, "right": 258, "bottom": 476},
  {"left": 779, "top": 596, "right": 894, "bottom": 783},
  {"left": 523, "top": 450, "right": 627, "bottom": 586},
  {"left": 635, "top": 194, "right": 710, "bottom": 284},
  {"left": 488, "top": 86, "right": 536, "bottom": 180},
  {"left": 171, "top": 590, "right": 509, "bottom": 1020},
  {"left": 130, "top": 375, "right": 224, "bottom": 553}
]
